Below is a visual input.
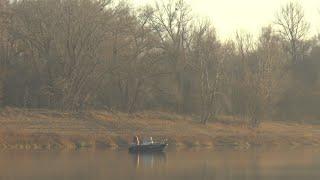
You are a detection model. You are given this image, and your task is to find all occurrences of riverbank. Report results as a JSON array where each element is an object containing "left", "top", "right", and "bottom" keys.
[{"left": 0, "top": 108, "right": 319, "bottom": 150}]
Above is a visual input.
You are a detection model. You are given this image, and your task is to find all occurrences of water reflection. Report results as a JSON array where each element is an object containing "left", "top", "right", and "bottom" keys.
[
  {"left": 130, "top": 152, "right": 167, "bottom": 169},
  {"left": 0, "top": 149, "right": 319, "bottom": 180}
]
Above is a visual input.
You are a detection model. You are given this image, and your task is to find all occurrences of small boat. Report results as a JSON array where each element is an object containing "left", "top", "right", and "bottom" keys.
[
  {"left": 129, "top": 142, "right": 168, "bottom": 153},
  {"left": 129, "top": 136, "right": 168, "bottom": 153}
]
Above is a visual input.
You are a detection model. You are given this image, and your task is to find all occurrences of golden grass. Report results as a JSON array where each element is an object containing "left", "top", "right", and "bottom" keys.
[{"left": 0, "top": 107, "right": 319, "bottom": 150}]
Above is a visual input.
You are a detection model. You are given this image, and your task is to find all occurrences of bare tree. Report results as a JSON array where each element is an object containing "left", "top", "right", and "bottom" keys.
[
  {"left": 275, "top": 1, "right": 310, "bottom": 64},
  {"left": 149, "top": 0, "right": 192, "bottom": 113},
  {"left": 191, "top": 21, "right": 222, "bottom": 124},
  {"left": 104, "top": 3, "right": 168, "bottom": 113},
  {"left": 232, "top": 31, "right": 262, "bottom": 127},
  {"left": 231, "top": 28, "right": 286, "bottom": 128},
  {"left": 9, "top": 0, "right": 112, "bottom": 110},
  {"left": 256, "top": 26, "right": 287, "bottom": 119},
  {"left": 118, "top": 6, "right": 169, "bottom": 113}
]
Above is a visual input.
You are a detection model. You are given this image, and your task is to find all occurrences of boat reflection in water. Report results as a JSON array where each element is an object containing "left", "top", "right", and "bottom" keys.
[{"left": 130, "top": 152, "right": 167, "bottom": 169}]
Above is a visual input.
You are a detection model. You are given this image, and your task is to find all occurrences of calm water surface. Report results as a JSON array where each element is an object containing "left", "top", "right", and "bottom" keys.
[{"left": 0, "top": 149, "right": 319, "bottom": 180}]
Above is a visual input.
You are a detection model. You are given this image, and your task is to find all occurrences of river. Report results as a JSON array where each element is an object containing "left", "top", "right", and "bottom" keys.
[{"left": 0, "top": 148, "right": 319, "bottom": 180}]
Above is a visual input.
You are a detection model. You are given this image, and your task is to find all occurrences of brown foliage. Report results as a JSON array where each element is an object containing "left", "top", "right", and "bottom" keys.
[{"left": 0, "top": 0, "right": 318, "bottom": 126}]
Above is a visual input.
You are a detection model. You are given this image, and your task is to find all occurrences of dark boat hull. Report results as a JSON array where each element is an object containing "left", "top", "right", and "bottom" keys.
[{"left": 129, "top": 143, "right": 168, "bottom": 153}]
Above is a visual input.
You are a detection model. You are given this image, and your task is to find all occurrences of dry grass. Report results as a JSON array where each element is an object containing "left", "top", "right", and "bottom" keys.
[{"left": 0, "top": 107, "right": 319, "bottom": 150}]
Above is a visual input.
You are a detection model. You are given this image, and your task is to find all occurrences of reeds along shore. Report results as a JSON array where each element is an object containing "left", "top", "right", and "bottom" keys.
[{"left": 0, "top": 108, "right": 319, "bottom": 151}]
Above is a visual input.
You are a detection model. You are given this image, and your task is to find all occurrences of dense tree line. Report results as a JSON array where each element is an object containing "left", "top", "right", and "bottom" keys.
[{"left": 0, "top": 0, "right": 319, "bottom": 126}]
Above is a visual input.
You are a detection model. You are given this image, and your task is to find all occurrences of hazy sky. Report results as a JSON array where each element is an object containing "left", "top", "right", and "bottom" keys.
[{"left": 132, "top": 0, "right": 320, "bottom": 40}]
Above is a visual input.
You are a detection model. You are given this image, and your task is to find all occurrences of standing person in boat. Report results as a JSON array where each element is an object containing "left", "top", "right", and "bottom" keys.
[{"left": 133, "top": 135, "right": 140, "bottom": 145}]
